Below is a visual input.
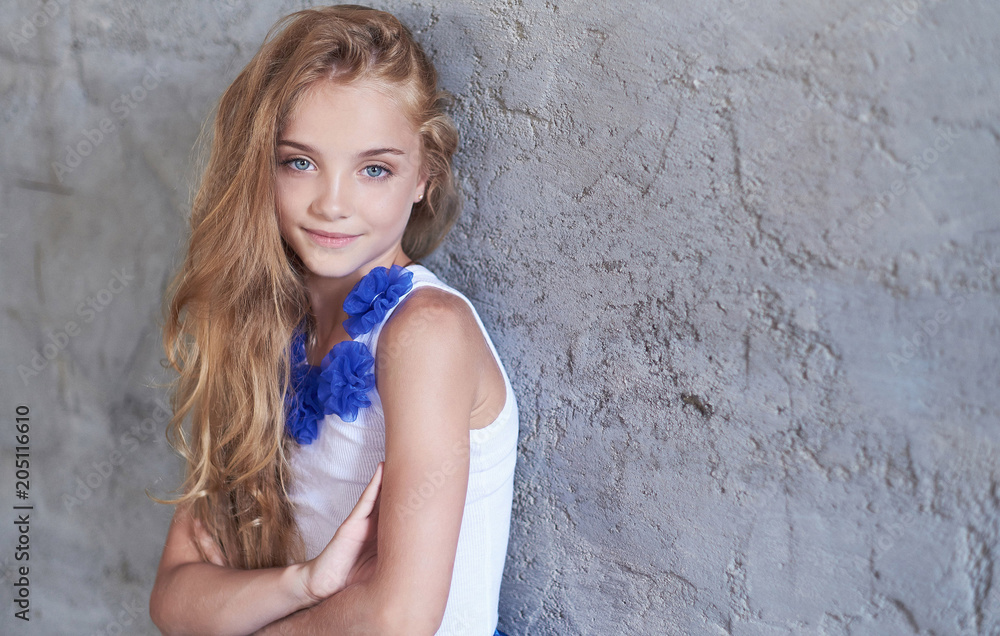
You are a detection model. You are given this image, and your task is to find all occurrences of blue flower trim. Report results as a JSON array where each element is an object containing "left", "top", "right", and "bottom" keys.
[
  {"left": 285, "top": 330, "right": 323, "bottom": 444},
  {"left": 284, "top": 264, "right": 413, "bottom": 444},
  {"left": 342, "top": 264, "right": 413, "bottom": 339},
  {"left": 316, "top": 340, "right": 375, "bottom": 423}
]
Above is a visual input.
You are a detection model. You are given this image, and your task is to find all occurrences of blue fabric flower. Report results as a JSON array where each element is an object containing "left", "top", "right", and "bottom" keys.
[
  {"left": 285, "top": 365, "right": 323, "bottom": 444},
  {"left": 342, "top": 264, "right": 414, "bottom": 338},
  {"left": 316, "top": 341, "right": 375, "bottom": 423},
  {"left": 285, "top": 329, "right": 322, "bottom": 444},
  {"left": 284, "top": 264, "right": 413, "bottom": 444}
]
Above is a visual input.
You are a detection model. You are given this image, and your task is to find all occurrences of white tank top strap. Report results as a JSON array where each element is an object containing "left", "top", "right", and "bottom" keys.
[{"left": 366, "top": 264, "right": 518, "bottom": 450}]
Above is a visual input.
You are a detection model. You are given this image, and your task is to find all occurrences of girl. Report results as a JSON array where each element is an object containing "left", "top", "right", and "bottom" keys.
[{"left": 148, "top": 5, "right": 518, "bottom": 635}]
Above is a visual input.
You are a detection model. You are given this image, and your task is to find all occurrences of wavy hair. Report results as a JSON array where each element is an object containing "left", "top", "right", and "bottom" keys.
[{"left": 153, "top": 4, "right": 460, "bottom": 569}]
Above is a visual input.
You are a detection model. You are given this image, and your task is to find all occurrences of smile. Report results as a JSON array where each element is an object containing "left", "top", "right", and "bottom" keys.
[{"left": 305, "top": 229, "right": 360, "bottom": 248}]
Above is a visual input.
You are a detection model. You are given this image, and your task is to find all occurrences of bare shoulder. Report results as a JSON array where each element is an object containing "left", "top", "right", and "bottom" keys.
[
  {"left": 378, "top": 286, "right": 481, "bottom": 358},
  {"left": 375, "top": 287, "right": 489, "bottom": 393},
  {"left": 376, "top": 286, "right": 484, "bottom": 418},
  {"left": 377, "top": 286, "right": 507, "bottom": 429}
]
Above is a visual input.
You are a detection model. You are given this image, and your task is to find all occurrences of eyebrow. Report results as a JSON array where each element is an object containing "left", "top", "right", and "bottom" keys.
[{"left": 276, "top": 139, "right": 406, "bottom": 158}]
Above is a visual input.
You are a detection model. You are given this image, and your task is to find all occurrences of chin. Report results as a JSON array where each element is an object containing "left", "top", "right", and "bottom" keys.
[
  {"left": 301, "top": 258, "right": 358, "bottom": 280},
  {"left": 290, "top": 239, "right": 362, "bottom": 279}
]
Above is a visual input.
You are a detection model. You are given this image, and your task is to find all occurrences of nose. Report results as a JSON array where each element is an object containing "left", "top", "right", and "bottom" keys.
[{"left": 312, "top": 170, "right": 350, "bottom": 219}]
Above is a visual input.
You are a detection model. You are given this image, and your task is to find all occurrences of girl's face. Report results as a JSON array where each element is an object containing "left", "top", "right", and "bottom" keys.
[{"left": 275, "top": 80, "right": 426, "bottom": 282}]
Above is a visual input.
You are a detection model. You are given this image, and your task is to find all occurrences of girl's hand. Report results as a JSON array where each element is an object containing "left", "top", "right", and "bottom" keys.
[
  {"left": 299, "top": 462, "right": 383, "bottom": 604},
  {"left": 192, "top": 517, "right": 227, "bottom": 566}
]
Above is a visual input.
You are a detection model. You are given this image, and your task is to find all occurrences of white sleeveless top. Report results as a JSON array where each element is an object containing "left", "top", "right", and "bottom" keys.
[{"left": 288, "top": 263, "right": 519, "bottom": 635}]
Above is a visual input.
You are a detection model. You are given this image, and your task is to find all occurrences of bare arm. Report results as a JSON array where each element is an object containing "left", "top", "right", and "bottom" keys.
[
  {"left": 254, "top": 288, "right": 483, "bottom": 635},
  {"left": 148, "top": 502, "right": 314, "bottom": 636},
  {"left": 149, "top": 464, "right": 383, "bottom": 635}
]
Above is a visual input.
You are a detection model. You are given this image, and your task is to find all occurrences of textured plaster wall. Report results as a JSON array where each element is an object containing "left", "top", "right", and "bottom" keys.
[{"left": 1, "top": 0, "right": 998, "bottom": 634}]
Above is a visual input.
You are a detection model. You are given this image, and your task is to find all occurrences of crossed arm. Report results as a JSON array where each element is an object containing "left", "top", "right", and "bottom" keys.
[
  {"left": 149, "top": 288, "right": 481, "bottom": 635},
  {"left": 148, "top": 462, "right": 383, "bottom": 636}
]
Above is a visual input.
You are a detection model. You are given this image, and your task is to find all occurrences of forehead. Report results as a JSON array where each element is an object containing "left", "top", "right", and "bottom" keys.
[{"left": 281, "top": 80, "right": 421, "bottom": 152}]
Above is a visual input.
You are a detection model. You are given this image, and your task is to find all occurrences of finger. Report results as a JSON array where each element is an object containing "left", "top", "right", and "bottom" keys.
[
  {"left": 204, "top": 544, "right": 225, "bottom": 566},
  {"left": 371, "top": 462, "right": 383, "bottom": 503},
  {"left": 193, "top": 519, "right": 226, "bottom": 566},
  {"left": 346, "top": 462, "right": 383, "bottom": 521},
  {"left": 362, "top": 462, "right": 383, "bottom": 500}
]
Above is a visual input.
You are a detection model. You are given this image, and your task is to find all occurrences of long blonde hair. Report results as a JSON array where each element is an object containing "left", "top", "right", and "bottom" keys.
[{"left": 154, "top": 4, "right": 460, "bottom": 569}]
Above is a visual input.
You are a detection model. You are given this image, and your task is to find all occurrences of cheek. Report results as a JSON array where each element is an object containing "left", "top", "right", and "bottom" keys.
[
  {"left": 366, "top": 190, "right": 413, "bottom": 226},
  {"left": 274, "top": 198, "right": 305, "bottom": 246},
  {"left": 273, "top": 196, "right": 291, "bottom": 233},
  {"left": 275, "top": 208, "right": 291, "bottom": 239},
  {"left": 274, "top": 181, "right": 306, "bottom": 222}
]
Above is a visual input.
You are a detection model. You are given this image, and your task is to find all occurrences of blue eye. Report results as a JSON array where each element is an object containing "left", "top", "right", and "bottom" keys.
[
  {"left": 364, "top": 165, "right": 388, "bottom": 178},
  {"left": 289, "top": 158, "right": 312, "bottom": 171}
]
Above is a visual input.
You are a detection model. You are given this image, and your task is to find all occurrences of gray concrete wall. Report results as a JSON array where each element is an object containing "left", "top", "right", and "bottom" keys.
[{"left": 1, "top": 0, "right": 998, "bottom": 634}]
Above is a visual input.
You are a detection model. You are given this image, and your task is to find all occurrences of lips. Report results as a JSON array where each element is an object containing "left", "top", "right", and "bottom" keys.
[{"left": 305, "top": 229, "right": 360, "bottom": 248}]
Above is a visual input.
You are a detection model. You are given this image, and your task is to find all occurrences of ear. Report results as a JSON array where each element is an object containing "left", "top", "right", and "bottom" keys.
[{"left": 414, "top": 173, "right": 429, "bottom": 204}]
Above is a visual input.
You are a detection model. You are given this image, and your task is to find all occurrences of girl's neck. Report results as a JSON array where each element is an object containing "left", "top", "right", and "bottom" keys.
[{"left": 303, "top": 249, "right": 415, "bottom": 360}]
